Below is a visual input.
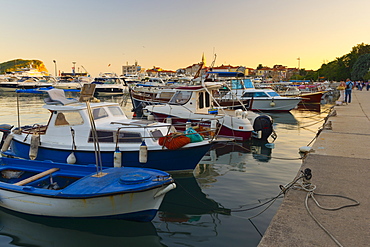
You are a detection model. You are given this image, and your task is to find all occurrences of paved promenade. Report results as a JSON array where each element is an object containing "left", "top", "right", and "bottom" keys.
[{"left": 258, "top": 90, "right": 370, "bottom": 247}]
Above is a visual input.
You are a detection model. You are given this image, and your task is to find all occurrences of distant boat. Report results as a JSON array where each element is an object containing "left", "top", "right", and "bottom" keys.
[
  {"left": 201, "top": 72, "right": 301, "bottom": 112},
  {"left": 87, "top": 72, "right": 128, "bottom": 96},
  {"left": 0, "top": 156, "right": 175, "bottom": 221},
  {"left": 279, "top": 85, "right": 327, "bottom": 104},
  {"left": 0, "top": 76, "right": 55, "bottom": 92},
  {"left": 54, "top": 76, "right": 93, "bottom": 90}
]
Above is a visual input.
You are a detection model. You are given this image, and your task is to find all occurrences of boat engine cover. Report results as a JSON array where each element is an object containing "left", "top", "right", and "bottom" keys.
[{"left": 253, "top": 115, "right": 273, "bottom": 140}]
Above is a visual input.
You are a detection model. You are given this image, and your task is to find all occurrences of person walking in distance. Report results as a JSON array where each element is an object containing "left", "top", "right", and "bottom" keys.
[{"left": 344, "top": 78, "right": 353, "bottom": 104}]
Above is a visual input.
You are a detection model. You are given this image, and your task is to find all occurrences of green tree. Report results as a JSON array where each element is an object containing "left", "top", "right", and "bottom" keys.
[
  {"left": 256, "top": 64, "right": 264, "bottom": 70},
  {"left": 317, "top": 43, "right": 370, "bottom": 81},
  {"left": 351, "top": 53, "right": 370, "bottom": 80}
]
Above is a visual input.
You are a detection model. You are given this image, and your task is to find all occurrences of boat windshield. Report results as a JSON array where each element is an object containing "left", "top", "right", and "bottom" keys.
[
  {"left": 93, "top": 108, "right": 109, "bottom": 120},
  {"left": 267, "top": 91, "right": 280, "bottom": 97},
  {"left": 55, "top": 112, "right": 84, "bottom": 126},
  {"left": 108, "top": 106, "right": 124, "bottom": 116},
  {"left": 242, "top": 92, "right": 268, "bottom": 98},
  {"left": 169, "top": 91, "right": 192, "bottom": 105}
]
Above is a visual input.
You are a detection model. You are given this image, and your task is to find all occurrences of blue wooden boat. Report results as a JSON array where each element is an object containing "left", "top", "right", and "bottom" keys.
[{"left": 0, "top": 156, "right": 176, "bottom": 221}]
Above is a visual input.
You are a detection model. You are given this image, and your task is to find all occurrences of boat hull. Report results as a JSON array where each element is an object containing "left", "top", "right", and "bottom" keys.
[
  {"left": 10, "top": 139, "right": 211, "bottom": 172},
  {"left": 0, "top": 186, "right": 165, "bottom": 221},
  {"left": 149, "top": 112, "right": 252, "bottom": 141},
  {"left": 299, "top": 91, "right": 325, "bottom": 103},
  {"left": 0, "top": 157, "right": 175, "bottom": 221},
  {"left": 241, "top": 98, "right": 301, "bottom": 112},
  {"left": 0, "top": 83, "right": 54, "bottom": 92}
]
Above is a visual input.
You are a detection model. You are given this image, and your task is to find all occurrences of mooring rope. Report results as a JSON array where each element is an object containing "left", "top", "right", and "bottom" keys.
[{"left": 231, "top": 169, "right": 359, "bottom": 247}]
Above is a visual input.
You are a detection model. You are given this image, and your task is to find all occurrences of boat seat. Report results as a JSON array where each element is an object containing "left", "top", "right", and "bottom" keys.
[{"left": 44, "top": 88, "right": 79, "bottom": 105}]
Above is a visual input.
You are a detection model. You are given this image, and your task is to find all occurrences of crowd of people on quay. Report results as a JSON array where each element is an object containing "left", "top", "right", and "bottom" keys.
[{"left": 336, "top": 79, "right": 369, "bottom": 105}]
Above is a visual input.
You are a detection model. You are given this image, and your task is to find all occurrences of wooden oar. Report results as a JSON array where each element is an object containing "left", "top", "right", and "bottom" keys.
[{"left": 14, "top": 168, "right": 60, "bottom": 186}]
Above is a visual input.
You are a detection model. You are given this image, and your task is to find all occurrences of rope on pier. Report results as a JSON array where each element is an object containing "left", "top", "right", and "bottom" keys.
[
  {"left": 231, "top": 168, "right": 360, "bottom": 247},
  {"left": 292, "top": 176, "right": 360, "bottom": 247}
]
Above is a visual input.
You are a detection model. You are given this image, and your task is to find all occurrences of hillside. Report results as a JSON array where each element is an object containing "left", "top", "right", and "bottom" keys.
[{"left": 0, "top": 59, "right": 48, "bottom": 74}]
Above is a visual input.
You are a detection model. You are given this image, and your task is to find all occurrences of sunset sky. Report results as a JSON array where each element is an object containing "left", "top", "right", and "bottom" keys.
[{"left": 1, "top": 0, "right": 370, "bottom": 77}]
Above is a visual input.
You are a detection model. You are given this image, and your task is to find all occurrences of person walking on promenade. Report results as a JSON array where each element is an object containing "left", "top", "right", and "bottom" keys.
[
  {"left": 336, "top": 80, "right": 346, "bottom": 104},
  {"left": 344, "top": 78, "right": 353, "bottom": 104}
]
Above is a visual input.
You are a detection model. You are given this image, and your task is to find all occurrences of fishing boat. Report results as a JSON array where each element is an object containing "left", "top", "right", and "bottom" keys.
[
  {"left": 0, "top": 85, "right": 212, "bottom": 172},
  {"left": 0, "top": 156, "right": 175, "bottom": 221},
  {"left": 141, "top": 83, "right": 275, "bottom": 141}
]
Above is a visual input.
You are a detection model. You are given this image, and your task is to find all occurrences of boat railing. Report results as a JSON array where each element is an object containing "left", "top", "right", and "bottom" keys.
[
  {"left": 102, "top": 120, "right": 218, "bottom": 143},
  {"left": 22, "top": 124, "right": 46, "bottom": 141}
]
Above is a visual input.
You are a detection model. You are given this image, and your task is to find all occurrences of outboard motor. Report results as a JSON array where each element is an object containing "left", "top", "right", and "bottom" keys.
[
  {"left": 252, "top": 115, "right": 273, "bottom": 141},
  {"left": 0, "top": 124, "right": 13, "bottom": 150}
]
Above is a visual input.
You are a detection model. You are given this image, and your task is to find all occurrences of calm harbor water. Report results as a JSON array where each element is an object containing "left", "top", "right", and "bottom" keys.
[{"left": 0, "top": 92, "right": 334, "bottom": 247}]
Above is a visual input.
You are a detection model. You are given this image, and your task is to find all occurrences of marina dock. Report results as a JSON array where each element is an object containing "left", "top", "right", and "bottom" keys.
[{"left": 258, "top": 90, "right": 370, "bottom": 247}]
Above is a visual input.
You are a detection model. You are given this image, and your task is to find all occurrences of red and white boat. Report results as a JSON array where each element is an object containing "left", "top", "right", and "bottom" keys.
[
  {"left": 142, "top": 83, "right": 274, "bottom": 141},
  {"left": 281, "top": 85, "right": 327, "bottom": 104}
]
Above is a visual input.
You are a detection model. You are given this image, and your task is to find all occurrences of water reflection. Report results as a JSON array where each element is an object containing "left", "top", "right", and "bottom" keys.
[
  {"left": 0, "top": 208, "right": 163, "bottom": 247},
  {"left": 297, "top": 102, "right": 321, "bottom": 112},
  {"left": 156, "top": 173, "right": 231, "bottom": 245},
  {"left": 199, "top": 140, "right": 274, "bottom": 168},
  {"left": 159, "top": 174, "right": 230, "bottom": 223}
]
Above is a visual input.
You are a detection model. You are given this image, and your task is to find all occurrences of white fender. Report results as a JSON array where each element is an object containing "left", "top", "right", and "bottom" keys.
[
  {"left": 67, "top": 152, "right": 76, "bottom": 164},
  {"left": 1, "top": 134, "right": 13, "bottom": 152},
  {"left": 186, "top": 121, "right": 191, "bottom": 129},
  {"left": 29, "top": 134, "right": 40, "bottom": 160},
  {"left": 139, "top": 141, "right": 148, "bottom": 163},
  {"left": 154, "top": 183, "right": 177, "bottom": 198},
  {"left": 114, "top": 150, "right": 122, "bottom": 167}
]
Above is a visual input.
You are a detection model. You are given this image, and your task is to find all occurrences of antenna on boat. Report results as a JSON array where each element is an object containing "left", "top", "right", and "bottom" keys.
[{"left": 16, "top": 91, "right": 21, "bottom": 130}]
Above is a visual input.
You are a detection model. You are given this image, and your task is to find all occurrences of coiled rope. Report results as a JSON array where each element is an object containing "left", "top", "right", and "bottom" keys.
[{"left": 232, "top": 169, "right": 360, "bottom": 247}]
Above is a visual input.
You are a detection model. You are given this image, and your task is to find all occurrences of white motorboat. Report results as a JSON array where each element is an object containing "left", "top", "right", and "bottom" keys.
[
  {"left": 142, "top": 83, "right": 275, "bottom": 141},
  {"left": 87, "top": 72, "right": 128, "bottom": 96}
]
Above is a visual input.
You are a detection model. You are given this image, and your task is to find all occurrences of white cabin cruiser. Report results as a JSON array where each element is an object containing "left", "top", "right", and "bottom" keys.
[{"left": 142, "top": 83, "right": 274, "bottom": 141}]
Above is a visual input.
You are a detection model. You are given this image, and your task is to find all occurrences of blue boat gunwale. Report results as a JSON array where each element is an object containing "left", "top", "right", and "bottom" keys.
[
  {"left": 8, "top": 138, "right": 212, "bottom": 171},
  {"left": 0, "top": 157, "right": 174, "bottom": 199}
]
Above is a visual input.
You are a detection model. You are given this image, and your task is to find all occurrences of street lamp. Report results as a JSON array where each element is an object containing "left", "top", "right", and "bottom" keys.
[
  {"left": 53, "top": 60, "right": 57, "bottom": 77},
  {"left": 72, "top": 61, "right": 76, "bottom": 76}
]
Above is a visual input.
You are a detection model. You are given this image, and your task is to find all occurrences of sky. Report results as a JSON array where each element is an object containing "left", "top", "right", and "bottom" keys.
[{"left": 1, "top": 0, "right": 370, "bottom": 77}]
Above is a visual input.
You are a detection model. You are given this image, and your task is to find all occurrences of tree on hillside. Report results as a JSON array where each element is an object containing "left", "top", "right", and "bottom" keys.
[
  {"left": 0, "top": 59, "right": 48, "bottom": 74},
  {"left": 256, "top": 64, "right": 264, "bottom": 70},
  {"left": 351, "top": 53, "right": 370, "bottom": 80}
]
